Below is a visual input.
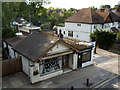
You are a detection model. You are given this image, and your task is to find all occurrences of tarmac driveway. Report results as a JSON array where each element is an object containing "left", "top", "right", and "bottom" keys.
[{"left": 2, "top": 48, "right": 119, "bottom": 88}]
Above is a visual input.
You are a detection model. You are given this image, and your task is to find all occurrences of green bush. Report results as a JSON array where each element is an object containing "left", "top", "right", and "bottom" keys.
[
  {"left": 2, "top": 26, "right": 17, "bottom": 39},
  {"left": 41, "top": 24, "right": 51, "bottom": 30},
  {"left": 118, "top": 32, "right": 120, "bottom": 42},
  {"left": 90, "top": 30, "right": 116, "bottom": 49}
]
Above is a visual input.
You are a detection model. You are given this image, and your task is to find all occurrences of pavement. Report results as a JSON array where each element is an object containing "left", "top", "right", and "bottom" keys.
[{"left": 2, "top": 48, "right": 119, "bottom": 88}]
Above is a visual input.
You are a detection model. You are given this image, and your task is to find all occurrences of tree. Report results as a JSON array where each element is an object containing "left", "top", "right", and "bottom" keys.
[
  {"left": 113, "top": 4, "right": 120, "bottom": 9},
  {"left": 2, "top": 2, "right": 21, "bottom": 27},
  {"left": 2, "top": 1, "right": 50, "bottom": 39},
  {"left": 90, "top": 30, "right": 116, "bottom": 49},
  {"left": 49, "top": 11, "right": 59, "bottom": 28},
  {"left": 100, "top": 5, "right": 111, "bottom": 9},
  {"left": 89, "top": 6, "right": 98, "bottom": 10},
  {"left": 63, "top": 10, "right": 74, "bottom": 20}
]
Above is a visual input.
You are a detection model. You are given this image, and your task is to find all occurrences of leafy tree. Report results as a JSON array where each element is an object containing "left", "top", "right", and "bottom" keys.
[
  {"left": 2, "top": 2, "right": 21, "bottom": 27},
  {"left": 89, "top": 6, "right": 98, "bottom": 10},
  {"left": 113, "top": 4, "right": 120, "bottom": 9},
  {"left": 90, "top": 30, "right": 116, "bottom": 49},
  {"left": 41, "top": 24, "right": 51, "bottom": 30},
  {"left": 2, "top": 27, "right": 17, "bottom": 39},
  {"left": 63, "top": 11, "right": 74, "bottom": 20},
  {"left": 100, "top": 5, "right": 111, "bottom": 9},
  {"left": 49, "top": 11, "right": 59, "bottom": 28},
  {"left": 2, "top": 1, "right": 50, "bottom": 39}
]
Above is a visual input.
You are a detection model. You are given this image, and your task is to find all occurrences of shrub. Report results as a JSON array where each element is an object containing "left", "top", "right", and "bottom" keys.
[
  {"left": 2, "top": 26, "right": 17, "bottom": 39},
  {"left": 90, "top": 30, "right": 116, "bottom": 49},
  {"left": 41, "top": 24, "right": 51, "bottom": 30}
]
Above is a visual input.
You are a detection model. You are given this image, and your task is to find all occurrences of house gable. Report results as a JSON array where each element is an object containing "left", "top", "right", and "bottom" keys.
[
  {"left": 46, "top": 43, "right": 71, "bottom": 55},
  {"left": 35, "top": 39, "right": 79, "bottom": 62},
  {"left": 105, "top": 15, "right": 112, "bottom": 23}
]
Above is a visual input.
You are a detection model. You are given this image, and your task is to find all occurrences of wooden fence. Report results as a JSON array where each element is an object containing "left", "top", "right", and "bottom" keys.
[{"left": 2, "top": 57, "right": 22, "bottom": 76}]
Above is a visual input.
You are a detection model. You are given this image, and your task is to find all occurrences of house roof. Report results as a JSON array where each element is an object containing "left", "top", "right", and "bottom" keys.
[
  {"left": 65, "top": 8, "right": 104, "bottom": 24},
  {"left": 13, "top": 32, "right": 59, "bottom": 61},
  {"left": 109, "top": 12, "right": 120, "bottom": 22},
  {"left": 97, "top": 12, "right": 110, "bottom": 23},
  {"left": 5, "top": 31, "right": 92, "bottom": 62},
  {"left": 15, "top": 17, "right": 25, "bottom": 24},
  {"left": 114, "top": 12, "right": 120, "bottom": 22},
  {"left": 65, "top": 8, "right": 120, "bottom": 24},
  {"left": 4, "top": 37, "right": 24, "bottom": 46},
  {"left": 111, "top": 27, "right": 119, "bottom": 33}
]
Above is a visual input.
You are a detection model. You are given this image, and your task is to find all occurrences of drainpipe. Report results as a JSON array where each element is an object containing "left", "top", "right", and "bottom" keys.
[{"left": 90, "top": 24, "right": 92, "bottom": 41}]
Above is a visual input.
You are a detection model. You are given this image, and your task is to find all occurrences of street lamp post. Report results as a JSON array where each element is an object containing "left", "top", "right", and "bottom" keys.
[
  {"left": 29, "top": 4, "right": 31, "bottom": 25},
  {"left": 26, "top": 0, "right": 31, "bottom": 26}
]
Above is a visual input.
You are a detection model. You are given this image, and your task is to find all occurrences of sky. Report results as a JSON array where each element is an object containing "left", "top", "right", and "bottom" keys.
[{"left": 43, "top": 0, "right": 120, "bottom": 9}]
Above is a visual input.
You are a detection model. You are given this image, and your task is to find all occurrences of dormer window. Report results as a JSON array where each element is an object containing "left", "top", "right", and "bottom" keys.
[{"left": 77, "top": 24, "right": 81, "bottom": 26}]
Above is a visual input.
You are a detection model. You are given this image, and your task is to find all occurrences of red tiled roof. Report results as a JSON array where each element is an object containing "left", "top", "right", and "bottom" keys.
[
  {"left": 65, "top": 8, "right": 104, "bottom": 24},
  {"left": 65, "top": 8, "right": 120, "bottom": 24}
]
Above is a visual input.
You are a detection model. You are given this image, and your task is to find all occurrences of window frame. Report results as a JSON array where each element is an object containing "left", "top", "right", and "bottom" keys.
[
  {"left": 81, "top": 50, "right": 91, "bottom": 63},
  {"left": 68, "top": 31, "right": 73, "bottom": 37},
  {"left": 77, "top": 24, "right": 81, "bottom": 26}
]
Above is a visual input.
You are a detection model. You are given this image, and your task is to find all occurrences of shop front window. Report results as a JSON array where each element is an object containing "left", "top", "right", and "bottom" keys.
[
  {"left": 82, "top": 50, "right": 91, "bottom": 63},
  {"left": 39, "top": 57, "right": 62, "bottom": 75}
]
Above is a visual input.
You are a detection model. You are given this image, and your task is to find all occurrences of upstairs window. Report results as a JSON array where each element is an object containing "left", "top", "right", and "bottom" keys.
[
  {"left": 68, "top": 31, "right": 73, "bottom": 37},
  {"left": 77, "top": 24, "right": 81, "bottom": 26}
]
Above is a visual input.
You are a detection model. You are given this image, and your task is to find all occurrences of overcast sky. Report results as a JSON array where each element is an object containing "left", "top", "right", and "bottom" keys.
[{"left": 43, "top": 0, "right": 120, "bottom": 9}]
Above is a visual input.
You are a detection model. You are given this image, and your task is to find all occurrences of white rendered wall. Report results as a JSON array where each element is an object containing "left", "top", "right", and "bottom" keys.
[
  {"left": 73, "top": 53, "right": 78, "bottom": 70},
  {"left": 73, "top": 31, "right": 90, "bottom": 42},
  {"left": 47, "top": 43, "right": 70, "bottom": 55},
  {"left": 69, "top": 54, "right": 73, "bottom": 69},
  {"left": 8, "top": 45, "right": 15, "bottom": 59},
  {"left": 65, "top": 22, "right": 91, "bottom": 33},
  {"left": 21, "top": 55, "right": 29, "bottom": 75},
  {"left": 15, "top": 52, "right": 30, "bottom": 76},
  {"left": 3, "top": 42, "right": 7, "bottom": 48}
]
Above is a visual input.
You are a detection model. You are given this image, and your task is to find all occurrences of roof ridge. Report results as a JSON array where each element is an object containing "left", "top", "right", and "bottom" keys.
[{"left": 90, "top": 8, "right": 93, "bottom": 24}]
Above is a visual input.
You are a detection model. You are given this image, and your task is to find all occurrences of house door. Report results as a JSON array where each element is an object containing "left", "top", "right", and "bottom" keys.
[
  {"left": 62, "top": 55, "right": 69, "bottom": 69},
  {"left": 77, "top": 53, "right": 82, "bottom": 68}
]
